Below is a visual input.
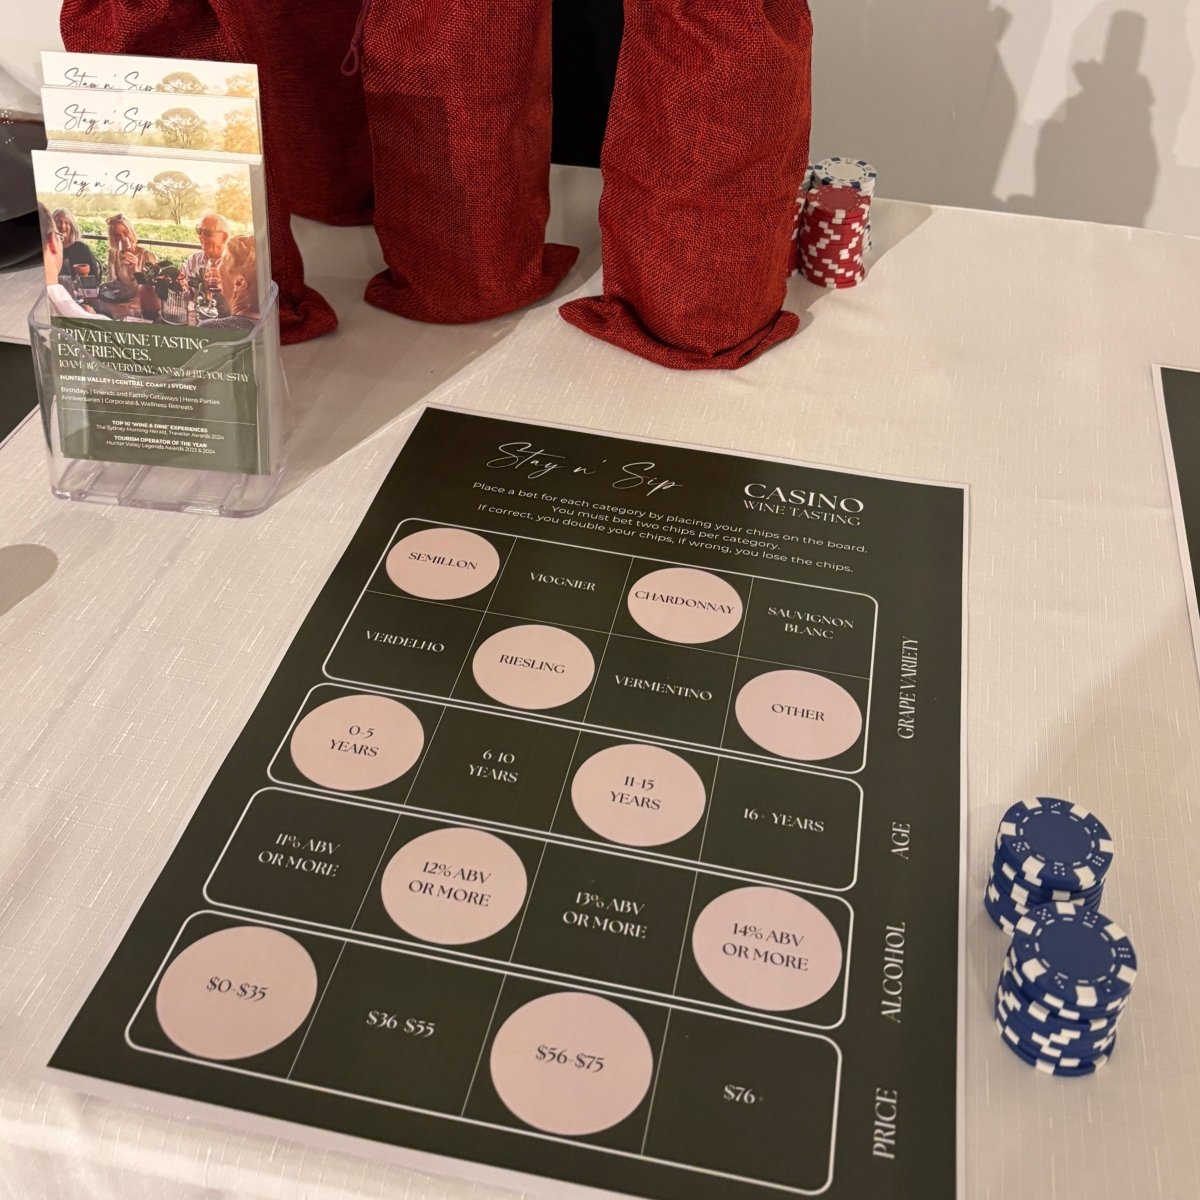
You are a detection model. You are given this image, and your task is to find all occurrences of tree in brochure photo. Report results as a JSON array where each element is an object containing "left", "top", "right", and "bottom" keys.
[{"left": 32, "top": 150, "right": 267, "bottom": 474}]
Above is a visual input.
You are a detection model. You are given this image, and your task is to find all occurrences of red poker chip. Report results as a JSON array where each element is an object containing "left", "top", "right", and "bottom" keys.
[
  {"left": 806, "top": 240, "right": 864, "bottom": 255},
  {"left": 809, "top": 230, "right": 866, "bottom": 241},
  {"left": 809, "top": 220, "right": 867, "bottom": 234},
  {"left": 807, "top": 221, "right": 867, "bottom": 234},
  {"left": 804, "top": 260, "right": 864, "bottom": 276},
  {"left": 809, "top": 182, "right": 870, "bottom": 204},
  {"left": 804, "top": 271, "right": 864, "bottom": 285},
  {"left": 800, "top": 229, "right": 863, "bottom": 242},
  {"left": 807, "top": 202, "right": 871, "bottom": 223},
  {"left": 806, "top": 184, "right": 868, "bottom": 212},
  {"left": 811, "top": 182, "right": 868, "bottom": 201},
  {"left": 803, "top": 275, "right": 865, "bottom": 289},
  {"left": 807, "top": 214, "right": 866, "bottom": 228},
  {"left": 803, "top": 221, "right": 866, "bottom": 234},
  {"left": 811, "top": 202, "right": 869, "bottom": 212},
  {"left": 806, "top": 241, "right": 864, "bottom": 255},
  {"left": 801, "top": 241, "right": 862, "bottom": 255}
]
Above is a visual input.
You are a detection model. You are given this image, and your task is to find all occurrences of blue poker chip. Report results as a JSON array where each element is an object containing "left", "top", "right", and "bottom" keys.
[
  {"left": 995, "top": 797, "right": 1114, "bottom": 890},
  {"left": 985, "top": 880, "right": 1022, "bottom": 918},
  {"left": 994, "top": 998, "right": 1116, "bottom": 1064},
  {"left": 997, "top": 1013, "right": 1116, "bottom": 1067},
  {"left": 983, "top": 880, "right": 1022, "bottom": 932},
  {"left": 991, "top": 850, "right": 1106, "bottom": 905},
  {"left": 1000, "top": 1011, "right": 1117, "bottom": 1064},
  {"left": 998, "top": 960, "right": 1123, "bottom": 1032},
  {"left": 994, "top": 879, "right": 1102, "bottom": 917},
  {"left": 986, "top": 879, "right": 1100, "bottom": 937},
  {"left": 990, "top": 860, "right": 1104, "bottom": 912},
  {"left": 995, "top": 984, "right": 1119, "bottom": 1052},
  {"left": 1002, "top": 950, "right": 1129, "bottom": 1022},
  {"left": 1004, "top": 947, "right": 1131, "bottom": 1019},
  {"left": 1009, "top": 903, "right": 1137, "bottom": 1010},
  {"left": 993, "top": 864, "right": 1104, "bottom": 907},
  {"left": 993, "top": 988, "right": 1113, "bottom": 1056},
  {"left": 995, "top": 1017, "right": 1114, "bottom": 1075}
]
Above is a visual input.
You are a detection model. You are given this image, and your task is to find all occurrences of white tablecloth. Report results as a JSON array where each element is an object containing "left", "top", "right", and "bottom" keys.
[{"left": 2, "top": 166, "right": 1199, "bottom": 1200}]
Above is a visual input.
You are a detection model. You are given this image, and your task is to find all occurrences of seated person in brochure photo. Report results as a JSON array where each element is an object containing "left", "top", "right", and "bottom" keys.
[
  {"left": 42, "top": 204, "right": 259, "bottom": 329},
  {"left": 199, "top": 233, "right": 261, "bottom": 331},
  {"left": 52, "top": 208, "right": 100, "bottom": 281},
  {"left": 105, "top": 213, "right": 156, "bottom": 290},
  {"left": 38, "top": 203, "right": 108, "bottom": 320},
  {"left": 184, "top": 210, "right": 231, "bottom": 294}
]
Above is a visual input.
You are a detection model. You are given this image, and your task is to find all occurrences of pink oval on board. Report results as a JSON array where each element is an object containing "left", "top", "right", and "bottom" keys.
[
  {"left": 735, "top": 669, "right": 862, "bottom": 761},
  {"left": 380, "top": 826, "right": 528, "bottom": 945},
  {"left": 290, "top": 693, "right": 425, "bottom": 791},
  {"left": 155, "top": 925, "right": 318, "bottom": 1060},
  {"left": 691, "top": 885, "right": 843, "bottom": 1012},
  {"left": 626, "top": 566, "right": 743, "bottom": 644},
  {"left": 571, "top": 742, "right": 706, "bottom": 847},
  {"left": 386, "top": 527, "right": 500, "bottom": 600},
  {"left": 472, "top": 624, "right": 595, "bottom": 710},
  {"left": 489, "top": 991, "right": 654, "bottom": 1135}
]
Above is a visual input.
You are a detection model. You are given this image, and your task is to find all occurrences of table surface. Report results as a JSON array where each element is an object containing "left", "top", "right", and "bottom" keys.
[{"left": 2, "top": 165, "right": 1200, "bottom": 1200}]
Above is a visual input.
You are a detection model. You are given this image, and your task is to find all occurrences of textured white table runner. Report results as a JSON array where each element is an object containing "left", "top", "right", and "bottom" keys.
[{"left": 1, "top": 166, "right": 1199, "bottom": 1200}]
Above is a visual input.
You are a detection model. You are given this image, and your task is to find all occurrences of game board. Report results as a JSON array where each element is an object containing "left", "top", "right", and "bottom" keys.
[{"left": 50, "top": 406, "right": 968, "bottom": 1200}]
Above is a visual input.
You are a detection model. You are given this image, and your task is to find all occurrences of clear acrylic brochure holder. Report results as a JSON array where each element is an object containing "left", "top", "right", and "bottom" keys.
[{"left": 28, "top": 282, "right": 287, "bottom": 518}]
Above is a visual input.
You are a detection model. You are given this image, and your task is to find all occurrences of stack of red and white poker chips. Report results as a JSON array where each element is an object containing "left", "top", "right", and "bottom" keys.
[{"left": 797, "top": 183, "right": 871, "bottom": 289}]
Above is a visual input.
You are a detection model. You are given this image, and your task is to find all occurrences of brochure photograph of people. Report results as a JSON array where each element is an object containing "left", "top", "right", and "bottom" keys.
[{"left": 34, "top": 154, "right": 261, "bottom": 329}]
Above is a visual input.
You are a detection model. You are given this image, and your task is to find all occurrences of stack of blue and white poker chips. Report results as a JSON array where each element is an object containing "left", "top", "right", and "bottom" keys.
[
  {"left": 995, "top": 901, "right": 1137, "bottom": 1076},
  {"left": 984, "top": 797, "right": 1114, "bottom": 932}
]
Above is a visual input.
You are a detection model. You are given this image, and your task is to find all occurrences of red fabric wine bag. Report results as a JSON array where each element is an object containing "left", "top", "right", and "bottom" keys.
[
  {"left": 358, "top": 0, "right": 578, "bottom": 323},
  {"left": 60, "top": 0, "right": 340, "bottom": 344},
  {"left": 254, "top": 0, "right": 373, "bottom": 228},
  {"left": 560, "top": 1, "right": 813, "bottom": 370}
]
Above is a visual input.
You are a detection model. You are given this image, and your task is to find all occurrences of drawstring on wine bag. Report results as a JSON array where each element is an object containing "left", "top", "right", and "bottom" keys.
[{"left": 341, "top": 0, "right": 370, "bottom": 76}]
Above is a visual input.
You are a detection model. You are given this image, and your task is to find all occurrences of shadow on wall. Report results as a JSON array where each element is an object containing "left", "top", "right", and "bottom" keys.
[
  {"left": 1007, "top": 11, "right": 1160, "bottom": 226},
  {"left": 812, "top": 0, "right": 1197, "bottom": 231},
  {"left": 811, "top": 0, "right": 1021, "bottom": 212}
]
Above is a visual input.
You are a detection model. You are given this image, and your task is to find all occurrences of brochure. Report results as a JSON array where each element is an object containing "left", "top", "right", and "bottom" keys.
[
  {"left": 41, "top": 87, "right": 262, "bottom": 158},
  {"left": 32, "top": 147, "right": 270, "bottom": 474},
  {"left": 41, "top": 51, "right": 258, "bottom": 99}
]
